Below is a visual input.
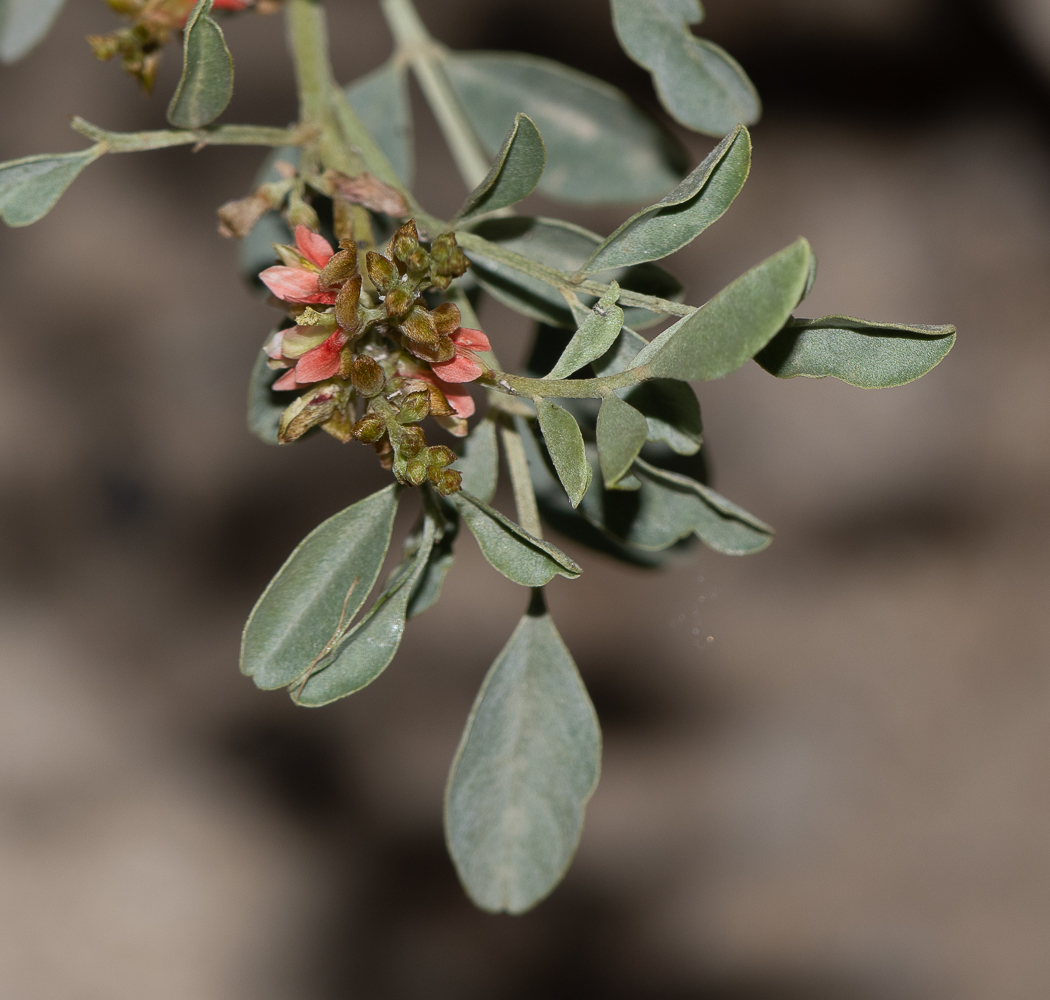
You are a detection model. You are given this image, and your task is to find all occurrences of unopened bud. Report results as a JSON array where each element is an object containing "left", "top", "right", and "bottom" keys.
[
  {"left": 400, "top": 305, "right": 438, "bottom": 347},
  {"left": 351, "top": 356, "right": 386, "bottom": 397},
  {"left": 366, "top": 251, "right": 399, "bottom": 294},
  {"left": 389, "top": 220, "right": 420, "bottom": 262},
  {"left": 285, "top": 191, "right": 320, "bottom": 231},
  {"left": 426, "top": 385, "right": 456, "bottom": 417},
  {"left": 319, "top": 244, "right": 358, "bottom": 290},
  {"left": 428, "top": 467, "right": 463, "bottom": 496},
  {"left": 426, "top": 445, "right": 456, "bottom": 469},
  {"left": 384, "top": 285, "right": 413, "bottom": 320},
  {"left": 405, "top": 458, "right": 428, "bottom": 486},
  {"left": 352, "top": 413, "right": 386, "bottom": 443},
  {"left": 401, "top": 334, "right": 455, "bottom": 364},
  {"left": 397, "top": 390, "right": 430, "bottom": 424},
  {"left": 399, "top": 425, "right": 426, "bottom": 459},
  {"left": 335, "top": 275, "right": 362, "bottom": 333},
  {"left": 432, "top": 302, "right": 462, "bottom": 336},
  {"left": 405, "top": 247, "right": 429, "bottom": 275}
]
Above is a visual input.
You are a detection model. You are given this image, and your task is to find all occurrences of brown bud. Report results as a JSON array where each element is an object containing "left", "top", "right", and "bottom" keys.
[
  {"left": 430, "top": 233, "right": 470, "bottom": 280},
  {"left": 389, "top": 220, "right": 420, "bottom": 262},
  {"left": 428, "top": 467, "right": 463, "bottom": 496},
  {"left": 432, "top": 302, "right": 462, "bottom": 336},
  {"left": 352, "top": 413, "right": 386, "bottom": 443},
  {"left": 335, "top": 275, "right": 362, "bottom": 334},
  {"left": 402, "top": 333, "right": 455, "bottom": 364},
  {"left": 278, "top": 385, "right": 342, "bottom": 444},
  {"left": 400, "top": 306, "right": 439, "bottom": 348},
  {"left": 404, "top": 247, "right": 429, "bottom": 276},
  {"left": 426, "top": 445, "right": 457, "bottom": 469},
  {"left": 366, "top": 251, "right": 399, "bottom": 294},
  {"left": 399, "top": 425, "right": 427, "bottom": 459},
  {"left": 397, "top": 390, "right": 430, "bottom": 424},
  {"left": 405, "top": 458, "right": 429, "bottom": 487},
  {"left": 321, "top": 408, "right": 355, "bottom": 443},
  {"left": 338, "top": 344, "right": 355, "bottom": 379},
  {"left": 373, "top": 436, "right": 394, "bottom": 469},
  {"left": 426, "top": 385, "right": 456, "bottom": 417},
  {"left": 217, "top": 191, "right": 271, "bottom": 239},
  {"left": 384, "top": 285, "right": 414, "bottom": 320},
  {"left": 319, "top": 244, "right": 358, "bottom": 290},
  {"left": 351, "top": 356, "right": 386, "bottom": 397}
]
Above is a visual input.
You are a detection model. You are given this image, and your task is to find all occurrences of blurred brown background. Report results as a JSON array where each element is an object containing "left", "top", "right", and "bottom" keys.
[{"left": 2, "top": 1, "right": 1049, "bottom": 997}]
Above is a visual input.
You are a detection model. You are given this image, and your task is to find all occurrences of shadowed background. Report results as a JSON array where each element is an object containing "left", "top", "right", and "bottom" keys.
[{"left": 1, "top": 1, "right": 1049, "bottom": 997}]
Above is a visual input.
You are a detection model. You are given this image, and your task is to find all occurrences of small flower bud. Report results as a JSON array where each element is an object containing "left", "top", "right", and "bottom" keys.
[
  {"left": 285, "top": 191, "right": 320, "bottom": 231},
  {"left": 366, "top": 251, "right": 399, "bottom": 294},
  {"left": 389, "top": 220, "right": 420, "bottom": 262},
  {"left": 426, "top": 445, "right": 456, "bottom": 469},
  {"left": 397, "top": 390, "right": 430, "bottom": 424},
  {"left": 401, "top": 334, "right": 455, "bottom": 364},
  {"left": 430, "top": 233, "right": 470, "bottom": 281},
  {"left": 351, "top": 356, "right": 386, "bottom": 397},
  {"left": 338, "top": 344, "right": 355, "bottom": 379},
  {"left": 278, "top": 384, "right": 342, "bottom": 443},
  {"left": 428, "top": 467, "right": 463, "bottom": 496},
  {"left": 399, "top": 425, "right": 427, "bottom": 459},
  {"left": 405, "top": 458, "right": 429, "bottom": 486},
  {"left": 400, "top": 305, "right": 439, "bottom": 347},
  {"left": 217, "top": 191, "right": 271, "bottom": 239},
  {"left": 426, "top": 385, "right": 456, "bottom": 417},
  {"left": 432, "top": 302, "right": 462, "bottom": 337},
  {"left": 384, "top": 285, "right": 414, "bottom": 320},
  {"left": 404, "top": 246, "right": 430, "bottom": 276},
  {"left": 335, "top": 275, "right": 362, "bottom": 333},
  {"left": 352, "top": 413, "right": 386, "bottom": 443},
  {"left": 319, "top": 244, "right": 358, "bottom": 290}
]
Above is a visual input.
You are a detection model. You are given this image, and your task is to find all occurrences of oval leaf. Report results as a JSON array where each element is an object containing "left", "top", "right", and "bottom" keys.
[
  {"left": 445, "top": 592, "right": 601, "bottom": 914},
  {"left": 454, "top": 416, "right": 499, "bottom": 504},
  {"left": 167, "top": 0, "right": 234, "bottom": 130},
  {"left": 535, "top": 398, "right": 591, "bottom": 509},
  {"left": 345, "top": 59, "right": 414, "bottom": 186},
  {"left": 611, "top": 0, "right": 760, "bottom": 136},
  {"left": 596, "top": 394, "right": 649, "bottom": 488},
  {"left": 755, "top": 315, "right": 957, "bottom": 388},
  {"left": 455, "top": 113, "right": 545, "bottom": 223},
  {"left": 545, "top": 283, "right": 624, "bottom": 380},
  {"left": 407, "top": 503, "right": 459, "bottom": 619},
  {"left": 0, "top": 147, "right": 102, "bottom": 227},
  {"left": 240, "top": 485, "right": 401, "bottom": 689},
  {"left": 0, "top": 0, "right": 66, "bottom": 63},
  {"left": 451, "top": 491, "right": 581, "bottom": 587},
  {"left": 580, "top": 125, "right": 751, "bottom": 273},
  {"left": 637, "top": 238, "right": 815, "bottom": 381},
  {"left": 293, "top": 515, "right": 436, "bottom": 706},
  {"left": 445, "top": 50, "right": 684, "bottom": 204},
  {"left": 620, "top": 378, "right": 702, "bottom": 455}
]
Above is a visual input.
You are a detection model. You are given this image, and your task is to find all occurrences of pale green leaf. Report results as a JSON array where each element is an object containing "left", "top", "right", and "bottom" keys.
[
  {"left": 445, "top": 50, "right": 684, "bottom": 203},
  {"left": 620, "top": 378, "right": 702, "bottom": 455},
  {"left": 0, "top": 0, "right": 66, "bottom": 63},
  {"left": 407, "top": 504, "right": 458, "bottom": 619},
  {"left": 591, "top": 326, "right": 650, "bottom": 377},
  {"left": 637, "top": 238, "right": 815, "bottom": 381},
  {"left": 580, "top": 125, "right": 750, "bottom": 273},
  {"left": 596, "top": 395, "right": 649, "bottom": 488},
  {"left": 535, "top": 398, "right": 591, "bottom": 509},
  {"left": 611, "top": 0, "right": 760, "bottom": 136},
  {"left": 455, "top": 113, "right": 545, "bottom": 223},
  {"left": 455, "top": 417, "right": 499, "bottom": 504},
  {"left": 545, "top": 283, "right": 624, "bottom": 380},
  {"left": 464, "top": 216, "right": 682, "bottom": 329},
  {"left": 0, "top": 147, "right": 102, "bottom": 227},
  {"left": 755, "top": 315, "right": 957, "bottom": 387},
  {"left": 445, "top": 592, "right": 601, "bottom": 914},
  {"left": 240, "top": 485, "right": 401, "bottom": 689},
  {"left": 451, "top": 491, "right": 581, "bottom": 586},
  {"left": 345, "top": 59, "right": 414, "bottom": 186},
  {"left": 167, "top": 0, "right": 234, "bottom": 130},
  {"left": 246, "top": 342, "right": 284, "bottom": 445},
  {"left": 293, "top": 515, "right": 436, "bottom": 706}
]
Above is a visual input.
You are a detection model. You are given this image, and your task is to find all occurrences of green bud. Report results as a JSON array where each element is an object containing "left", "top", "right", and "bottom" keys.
[
  {"left": 428, "top": 467, "right": 463, "bottom": 496},
  {"left": 399, "top": 425, "right": 427, "bottom": 459},
  {"left": 401, "top": 333, "right": 455, "bottom": 364},
  {"left": 397, "top": 390, "right": 431, "bottom": 424},
  {"left": 426, "top": 445, "right": 456, "bottom": 469},
  {"left": 389, "top": 220, "right": 420, "bottom": 262},
  {"left": 384, "top": 285, "right": 414, "bottom": 320},
  {"left": 366, "top": 251, "right": 399, "bottom": 295},
  {"left": 405, "top": 458, "right": 429, "bottom": 486},
  {"left": 335, "top": 275, "right": 362, "bottom": 333},
  {"left": 405, "top": 247, "right": 430, "bottom": 276},
  {"left": 351, "top": 355, "right": 386, "bottom": 397},
  {"left": 432, "top": 302, "right": 462, "bottom": 336},
  {"left": 351, "top": 413, "right": 386, "bottom": 443},
  {"left": 400, "top": 305, "right": 439, "bottom": 348},
  {"left": 286, "top": 191, "right": 320, "bottom": 231}
]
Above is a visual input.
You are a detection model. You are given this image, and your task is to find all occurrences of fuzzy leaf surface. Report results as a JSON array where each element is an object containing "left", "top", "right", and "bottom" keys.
[
  {"left": 637, "top": 238, "right": 814, "bottom": 380},
  {"left": 455, "top": 417, "right": 499, "bottom": 504},
  {"left": 536, "top": 399, "right": 592, "bottom": 508},
  {"left": 755, "top": 315, "right": 957, "bottom": 387},
  {"left": 611, "top": 0, "right": 760, "bottom": 136},
  {"left": 445, "top": 50, "right": 684, "bottom": 203},
  {"left": 596, "top": 394, "right": 649, "bottom": 488},
  {"left": 0, "top": 147, "right": 102, "bottom": 227},
  {"left": 240, "top": 486, "right": 400, "bottom": 689},
  {"left": 0, "top": 0, "right": 65, "bottom": 63},
  {"left": 407, "top": 506, "right": 458, "bottom": 619},
  {"left": 167, "top": 0, "right": 234, "bottom": 129},
  {"left": 445, "top": 594, "right": 601, "bottom": 914},
  {"left": 545, "top": 284, "right": 624, "bottom": 380},
  {"left": 581, "top": 125, "right": 750, "bottom": 273},
  {"left": 620, "top": 378, "right": 702, "bottom": 455},
  {"left": 345, "top": 59, "right": 414, "bottom": 186},
  {"left": 452, "top": 491, "right": 581, "bottom": 586},
  {"left": 456, "top": 113, "right": 545, "bottom": 222},
  {"left": 293, "top": 515, "right": 436, "bottom": 706}
]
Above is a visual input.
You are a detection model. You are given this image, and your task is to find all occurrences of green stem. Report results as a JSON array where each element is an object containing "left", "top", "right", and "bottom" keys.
[
  {"left": 455, "top": 230, "right": 695, "bottom": 318},
  {"left": 285, "top": 0, "right": 336, "bottom": 126},
  {"left": 483, "top": 365, "right": 650, "bottom": 399},
  {"left": 380, "top": 0, "right": 490, "bottom": 190},
  {"left": 70, "top": 118, "right": 304, "bottom": 152},
  {"left": 499, "top": 421, "right": 542, "bottom": 539}
]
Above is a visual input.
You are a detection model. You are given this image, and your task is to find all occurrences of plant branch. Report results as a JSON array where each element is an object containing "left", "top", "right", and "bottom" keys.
[
  {"left": 70, "top": 118, "right": 304, "bottom": 152},
  {"left": 483, "top": 365, "right": 650, "bottom": 400}
]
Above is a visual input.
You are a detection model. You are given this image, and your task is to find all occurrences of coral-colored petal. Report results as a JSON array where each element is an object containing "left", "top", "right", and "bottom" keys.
[
  {"left": 435, "top": 380, "right": 476, "bottom": 417},
  {"left": 294, "top": 330, "right": 347, "bottom": 383},
  {"left": 294, "top": 225, "right": 334, "bottom": 269},
  {"left": 260, "top": 266, "right": 322, "bottom": 303},
  {"left": 450, "top": 327, "right": 491, "bottom": 352},
  {"left": 213, "top": 0, "right": 252, "bottom": 9},
  {"left": 431, "top": 352, "right": 483, "bottom": 383},
  {"left": 263, "top": 329, "right": 285, "bottom": 359},
  {"left": 272, "top": 368, "right": 303, "bottom": 391}
]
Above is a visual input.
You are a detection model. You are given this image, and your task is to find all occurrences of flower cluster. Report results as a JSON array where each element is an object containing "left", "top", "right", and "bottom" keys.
[{"left": 259, "top": 222, "right": 487, "bottom": 496}]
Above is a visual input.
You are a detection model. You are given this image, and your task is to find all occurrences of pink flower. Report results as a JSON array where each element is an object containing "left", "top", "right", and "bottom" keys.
[
  {"left": 429, "top": 327, "right": 491, "bottom": 383},
  {"left": 271, "top": 328, "right": 349, "bottom": 390},
  {"left": 259, "top": 225, "right": 338, "bottom": 306}
]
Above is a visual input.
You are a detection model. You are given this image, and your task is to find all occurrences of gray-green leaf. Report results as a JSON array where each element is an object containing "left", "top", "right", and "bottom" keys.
[
  {"left": 637, "top": 238, "right": 815, "bottom": 381},
  {"left": 535, "top": 398, "right": 591, "bottom": 508},
  {"left": 0, "top": 0, "right": 65, "bottom": 63},
  {"left": 611, "top": 0, "right": 760, "bottom": 136},
  {"left": 445, "top": 50, "right": 684, "bottom": 204},
  {"left": 755, "top": 315, "right": 957, "bottom": 388},
  {"left": 545, "top": 283, "right": 624, "bottom": 380},
  {"left": 596, "top": 394, "right": 649, "bottom": 488},
  {"left": 345, "top": 59, "right": 414, "bottom": 186},
  {"left": 445, "top": 592, "right": 601, "bottom": 914},
  {"left": 620, "top": 378, "right": 702, "bottom": 455},
  {"left": 293, "top": 514, "right": 436, "bottom": 706},
  {"left": 455, "top": 417, "right": 499, "bottom": 504},
  {"left": 167, "top": 0, "right": 234, "bottom": 130},
  {"left": 451, "top": 491, "right": 581, "bottom": 586},
  {"left": 455, "top": 113, "right": 545, "bottom": 223},
  {"left": 247, "top": 342, "right": 284, "bottom": 445},
  {"left": 0, "top": 147, "right": 102, "bottom": 227},
  {"left": 407, "top": 504, "right": 458, "bottom": 619},
  {"left": 240, "top": 485, "right": 401, "bottom": 690},
  {"left": 580, "top": 125, "right": 750, "bottom": 273}
]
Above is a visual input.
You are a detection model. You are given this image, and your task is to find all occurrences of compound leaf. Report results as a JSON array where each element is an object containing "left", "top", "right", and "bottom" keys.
[
  {"left": 167, "top": 0, "right": 234, "bottom": 130},
  {"left": 456, "top": 113, "right": 545, "bottom": 222},
  {"left": 240, "top": 485, "right": 400, "bottom": 690},
  {"left": 446, "top": 591, "right": 601, "bottom": 914},
  {"left": 596, "top": 394, "right": 649, "bottom": 488},
  {"left": 0, "top": 0, "right": 66, "bottom": 63},
  {"left": 535, "top": 398, "right": 591, "bottom": 508},
  {"left": 0, "top": 147, "right": 102, "bottom": 227},
  {"left": 545, "top": 283, "right": 624, "bottom": 380}
]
